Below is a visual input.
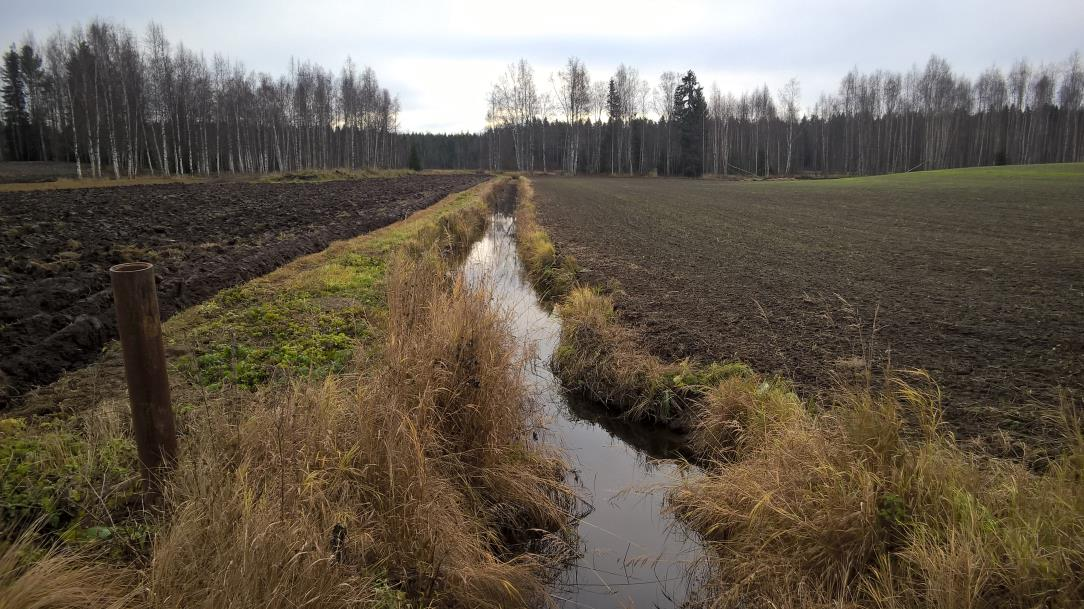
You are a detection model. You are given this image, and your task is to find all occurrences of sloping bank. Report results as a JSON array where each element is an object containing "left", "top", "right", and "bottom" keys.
[
  {"left": 1, "top": 178, "right": 576, "bottom": 609},
  {"left": 514, "top": 176, "right": 1084, "bottom": 609}
]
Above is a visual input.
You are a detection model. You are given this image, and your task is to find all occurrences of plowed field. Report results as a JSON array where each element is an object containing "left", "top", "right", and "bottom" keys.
[
  {"left": 0, "top": 173, "right": 487, "bottom": 406},
  {"left": 532, "top": 165, "right": 1084, "bottom": 449}
]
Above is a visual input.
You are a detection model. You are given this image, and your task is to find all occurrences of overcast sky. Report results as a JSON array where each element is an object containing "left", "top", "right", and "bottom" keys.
[{"left": 3, "top": 0, "right": 1082, "bottom": 133}]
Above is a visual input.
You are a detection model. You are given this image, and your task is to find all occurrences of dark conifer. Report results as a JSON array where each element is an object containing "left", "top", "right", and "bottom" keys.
[
  {"left": 1, "top": 44, "right": 30, "bottom": 160},
  {"left": 672, "top": 70, "right": 706, "bottom": 177},
  {"left": 408, "top": 143, "right": 422, "bottom": 171}
]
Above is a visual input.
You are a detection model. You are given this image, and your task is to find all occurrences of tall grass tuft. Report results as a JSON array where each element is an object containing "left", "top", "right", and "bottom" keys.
[
  {"left": 669, "top": 377, "right": 1084, "bottom": 608},
  {"left": 0, "top": 528, "right": 140, "bottom": 609},
  {"left": 551, "top": 286, "right": 756, "bottom": 428},
  {"left": 688, "top": 373, "right": 806, "bottom": 459}
]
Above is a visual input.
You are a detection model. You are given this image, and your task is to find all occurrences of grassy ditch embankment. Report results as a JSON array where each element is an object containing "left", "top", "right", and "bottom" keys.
[
  {"left": 514, "top": 175, "right": 1084, "bottom": 609},
  {"left": 1, "top": 177, "right": 576, "bottom": 609}
]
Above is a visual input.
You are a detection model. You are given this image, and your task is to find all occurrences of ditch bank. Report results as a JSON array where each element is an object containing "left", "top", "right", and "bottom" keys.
[
  {"left": 516, "top": 175, "right": 1084, "bottom": 609},
  {"left": 1, "top": 178, "right": 581, "bottom": 609}
]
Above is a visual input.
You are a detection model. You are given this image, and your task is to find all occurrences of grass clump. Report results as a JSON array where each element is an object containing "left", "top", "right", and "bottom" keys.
[
  {"left": 0, "top": 528, "right": 142, "bottom": 609},
  {"left": 552, "top": 286, "right": 759, "bottom": 427},
  {"left": 687, "top": 373, "right": 806, "bottom": 459},
  {"left": 552, "top": 287, "right": 669, "bottom": 419},
  {"left": 669, "top": 376, "right": 1084, "bottom": 609},
  {"left": 514, "top": 177, "right": 577, "bottom": 301}
]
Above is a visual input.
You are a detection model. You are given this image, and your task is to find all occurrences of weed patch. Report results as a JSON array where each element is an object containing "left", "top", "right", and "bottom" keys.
[
  {"left": 668, "top": 380, "right": 1084, "bottom": 608},
  {"left": 0, "top": 414, "right": 143, "bottom": 558}
]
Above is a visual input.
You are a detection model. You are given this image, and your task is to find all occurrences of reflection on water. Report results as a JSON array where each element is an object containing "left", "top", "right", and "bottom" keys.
[{"left": 461, "top": 211, "right": 700, "bottom": 608}]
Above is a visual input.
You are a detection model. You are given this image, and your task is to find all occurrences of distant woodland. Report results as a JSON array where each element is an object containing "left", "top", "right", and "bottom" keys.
[
  {"left": 1, "top": 20, "right": 403, "bottom": 177},
  {"left": 2, "top": 20, "right": 1082, "bottom": 177},
  {"left": 449, "top": 55, "right": 1084, "bottom": 176}
]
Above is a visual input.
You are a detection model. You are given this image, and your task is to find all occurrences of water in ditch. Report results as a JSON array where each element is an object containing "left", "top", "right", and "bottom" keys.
[{"left": 461, "top": 209, "right": 701, "bottom": 608}]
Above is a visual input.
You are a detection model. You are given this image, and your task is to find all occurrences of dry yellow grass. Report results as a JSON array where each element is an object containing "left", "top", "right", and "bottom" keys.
[
  {"left": 687, "top": 374, "right": 806, "bottom": 459},
  {"left": 669, "top": 379, "right": 1084, "bottom": 608},
  {"left": 552, "top": 287, "right": 670, "bottom": 415},
  {"left": 0, "top": 175, "right": 207, "bottom": 192},
  {"left": 147, "top": 247, "right": 575, "bottom": 608},
  {"left": 513, "top": 177, "right": 577, "bottom": 301},
  {"left": 518, "top": 185, "right": 664, "bottom": 418},
  {"left": 0, "top": 528, "right": 140, "bottom": 609}
]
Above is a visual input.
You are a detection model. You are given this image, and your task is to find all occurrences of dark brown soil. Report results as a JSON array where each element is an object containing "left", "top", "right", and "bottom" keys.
[
  {"left": 0, "top": 173, "right": 487, "bottom": 407},
  {"left": 531, "top": 166, "right": 1084, "bottom": 452},
  {"left": 0, "top": 161, "right": 78, "bottom": 183}
]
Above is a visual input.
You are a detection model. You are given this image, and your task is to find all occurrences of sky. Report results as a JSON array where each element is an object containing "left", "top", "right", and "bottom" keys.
[{"left": 3, "top": 0, "right": 1083, "bottom": 133}]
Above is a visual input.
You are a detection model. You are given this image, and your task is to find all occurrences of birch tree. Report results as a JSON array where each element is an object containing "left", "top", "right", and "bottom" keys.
[
  {"left": 778, "top": 77, "right": 800, "bottom": 174},
  {"left": 556, "top": 57, "right": 589, "bottom": 174},
  {"left": 655, "top": 71, "right": 678, "bottom": 175}
]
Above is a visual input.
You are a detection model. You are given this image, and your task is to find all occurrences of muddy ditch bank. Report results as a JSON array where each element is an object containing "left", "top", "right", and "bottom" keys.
[{"left": 0, "top": 173, "right": 488, "bottom": 407}]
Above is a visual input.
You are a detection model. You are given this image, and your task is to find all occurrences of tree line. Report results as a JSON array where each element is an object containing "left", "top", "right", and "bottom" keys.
[
  {"left": 428, "top": 52, "right": 1084, "bottom": 176},
  {"left": 3, "top": 23, "right": 1082, "bottom": 178},
  {"left": 0, "top": 20, "right": 405, "bottom": 177}
]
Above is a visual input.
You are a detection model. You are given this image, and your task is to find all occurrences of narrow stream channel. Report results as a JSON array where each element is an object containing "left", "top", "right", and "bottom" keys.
[{"left": 461, "top": 207, "right": 701, "bottom": 608}]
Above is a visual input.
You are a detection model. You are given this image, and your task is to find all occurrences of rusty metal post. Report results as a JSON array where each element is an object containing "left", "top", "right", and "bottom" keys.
[{"left": 110, "top": 262, "right": 177, "bottom": 500}]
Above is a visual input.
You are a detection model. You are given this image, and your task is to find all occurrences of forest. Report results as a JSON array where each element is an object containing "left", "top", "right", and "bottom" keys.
[
  {"left": 2, "top": 19, "right": 1082, "bottom": 178},
  {"left": 0, "top": 20, "right": 404, "bottom": 178},
  {"left": 468, "top": 55, "right": 1084, "bottom": 176}
]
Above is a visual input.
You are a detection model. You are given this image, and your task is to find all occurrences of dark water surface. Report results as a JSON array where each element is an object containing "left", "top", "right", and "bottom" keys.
[{"left": 461, "top": 212, "right": 701, "bottom": 608}]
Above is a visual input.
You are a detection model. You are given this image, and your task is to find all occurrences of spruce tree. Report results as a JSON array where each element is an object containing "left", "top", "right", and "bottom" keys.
[
  {"left": 407, "top": 143, "right": 422, "bottom": 171},
  {"left": 1, "top": 44, "right": 30, "bottom": 160},
  {"left": 18, "top": 44, "right": 45, "bottom": 161},
  {"left": 607, "top": 78, "right": 620, "bottom": 173},
  {"left": 672, "top": 70, "right": 707, "bottom": 177}
]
